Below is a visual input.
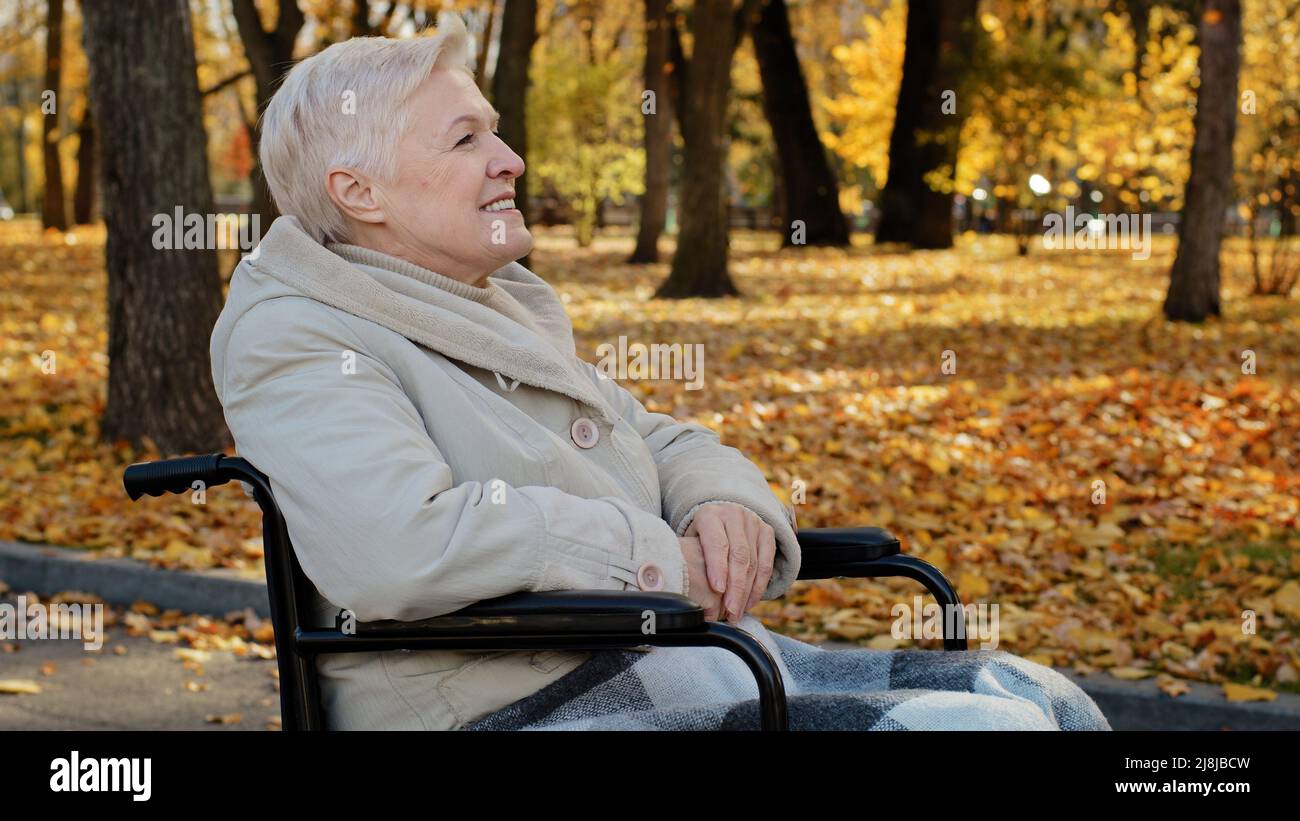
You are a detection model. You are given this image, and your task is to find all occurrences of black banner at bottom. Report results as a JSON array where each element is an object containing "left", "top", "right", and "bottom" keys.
[{"left": 3, "top": 729, "right": 1292, "bottom": 809}]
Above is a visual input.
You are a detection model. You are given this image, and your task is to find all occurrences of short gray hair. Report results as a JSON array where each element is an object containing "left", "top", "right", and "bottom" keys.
[{"left": 259, "top": 11, "right": 473, "bottom": 244}]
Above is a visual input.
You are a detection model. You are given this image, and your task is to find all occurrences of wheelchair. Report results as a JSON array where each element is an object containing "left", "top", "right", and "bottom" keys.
[{"left": 123, "top": 454, "right": 966, "bottom": 730}]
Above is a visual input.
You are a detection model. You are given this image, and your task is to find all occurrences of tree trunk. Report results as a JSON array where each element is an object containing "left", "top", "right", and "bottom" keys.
[
  {"left": 752, "top": 0, "right": 847, "bottom": 247},
  {"left": 1128, "top": 0, "right": 1153, "bottom": 91},
  {"left": 72, "top": 107, "right": 96, "bottom": 224},
  {"left": 875, "top": 0, "right": 934, "bottom": 245},
  {"left": 770, "top": 151, "right": 786, "bottom": 230},
  {"left": 655, "top": 0, "right": 739, "bottom": 298},
  {"left": 232, "top": 0, "right": 305, "bottom": 227},
  {"left": 492, "top": 0, "right": 538, "bottom": 235},
  {"left": 352, "top": 0, "right": 368, "bottom": 36},
  {"left": 83, "top": 0, "right": 228, "bottom": 454},
  {"left": 491, "top": 0, "right": 537, "bottom": 269},
  {"left": 629, "top": 0, "right": 672, "bottom": 264},
  {"left": 9, "top": 76, "right": 31, "bottom": 213},
  {"left": 911, "top": 0, "right": 977, "bottom": 248},
  {"left": 1164, "top": 0, "right": 1242, "bottom": 322},
  {"left": 876, "top": 0, "right": 977, "bottom": 249},
  {"left": 476, "top": 0, "right": 498, "bottom": 93},
  {"left": 41, "top": 0, "right": 68, "bottom": 231},
  {"left": 666, "top": 15, "right": 688, "bottom": 131},
  {"left": 352, "top": 0, "right": 399, "bottom": 37}
]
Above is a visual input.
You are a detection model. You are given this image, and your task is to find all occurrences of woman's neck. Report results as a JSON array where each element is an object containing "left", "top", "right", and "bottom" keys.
[{"left": 341, "top": 226, "right": 493, "bottom": 289}]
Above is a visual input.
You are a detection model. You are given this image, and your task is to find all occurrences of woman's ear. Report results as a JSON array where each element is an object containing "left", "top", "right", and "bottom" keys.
[{"left": 326, "top": 166, "right": 386, "bottom": 225}]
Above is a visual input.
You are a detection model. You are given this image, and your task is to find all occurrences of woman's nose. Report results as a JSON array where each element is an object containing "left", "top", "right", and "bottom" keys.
[{"left": 488, "top": 138, "right": 525, "bottom": 180}]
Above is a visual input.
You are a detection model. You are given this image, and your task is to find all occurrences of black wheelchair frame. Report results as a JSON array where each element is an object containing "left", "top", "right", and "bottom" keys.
[{"left": 123, "top": 453, "right": 967, "bottom": 730}]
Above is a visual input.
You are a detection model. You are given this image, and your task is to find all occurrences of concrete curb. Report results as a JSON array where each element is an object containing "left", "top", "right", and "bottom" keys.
[
  {"left": 1056, "top": 668, "right": 1300, "bottom": 731},
  {"left": 0, "top": 540, "right": 270, "bottom": 618},
  {"left": 4, "top": 539, "right": 1299, "bottom": 730}
]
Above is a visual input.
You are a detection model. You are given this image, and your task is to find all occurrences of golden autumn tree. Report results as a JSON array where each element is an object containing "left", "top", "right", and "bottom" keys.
[
  {"left": 528, "top": 0, "right": 644, "bottom": 248},
  {"left": 1235, "top": 0, "right": 1300, "bottom": 296},
  {"left": 821, "top": 0, "right": 908, "bottom": 209}
]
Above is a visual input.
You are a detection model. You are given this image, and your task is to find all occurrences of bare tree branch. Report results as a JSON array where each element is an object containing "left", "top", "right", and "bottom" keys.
[{"left": 201, "top": 69, "right": 252, "bottom": 96}]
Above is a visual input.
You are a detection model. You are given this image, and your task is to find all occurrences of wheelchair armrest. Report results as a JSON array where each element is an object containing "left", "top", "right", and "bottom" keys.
[
  {"left": 305, "top": 591, "right": 792, "bottom": 729},
  {"left": 346, "top": 590, "right": 704, "bottom": 637},
  {"left": 790, "top": 527, "right": 968, "bottom": 651},
  {"left": 796, "top": 526, "right": 900, "bottom": 580}
]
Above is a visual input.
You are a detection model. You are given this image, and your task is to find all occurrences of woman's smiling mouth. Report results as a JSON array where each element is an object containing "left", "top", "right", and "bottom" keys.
[
  {"left": 480, "top": 198, "right": 517, "bottom": 213},
  {"left": 479, "top": 191, "right": 518, "bottom": 213}
]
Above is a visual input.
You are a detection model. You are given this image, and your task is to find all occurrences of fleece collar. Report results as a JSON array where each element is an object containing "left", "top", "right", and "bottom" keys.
[{"left": 246, "top": 215, "right": 614, "bottom": 421}]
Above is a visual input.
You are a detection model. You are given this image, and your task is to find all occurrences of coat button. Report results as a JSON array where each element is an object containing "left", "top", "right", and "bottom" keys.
[
  {"left": 570, "top": 417, "right": 599, "bottom": 448},
  {"left": 636, "top": 562, "right": 665, "bottom": 591}
]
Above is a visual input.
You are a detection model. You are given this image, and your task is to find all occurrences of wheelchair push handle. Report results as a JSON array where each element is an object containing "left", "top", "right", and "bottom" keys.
[{"left": 122, "top": 454, "right": 233, "bottom": 500}]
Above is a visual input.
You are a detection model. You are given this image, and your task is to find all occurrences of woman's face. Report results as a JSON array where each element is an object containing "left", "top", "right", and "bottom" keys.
[{"left": 371, "top": 67, "right": 532, "bottom": 283}]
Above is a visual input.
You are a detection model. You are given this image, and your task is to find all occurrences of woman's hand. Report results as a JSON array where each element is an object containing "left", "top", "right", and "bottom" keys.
[
  {"left": 677, "top": 536, "right": 724, "bottom": 621},
  {"left": 683, "top": 503, "right": 776, "bottom": 624}
]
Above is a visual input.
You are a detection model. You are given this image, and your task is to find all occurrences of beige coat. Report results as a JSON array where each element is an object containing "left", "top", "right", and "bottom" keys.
[{"left": 209, "top": 215, "right": 800, "bottom": 729}]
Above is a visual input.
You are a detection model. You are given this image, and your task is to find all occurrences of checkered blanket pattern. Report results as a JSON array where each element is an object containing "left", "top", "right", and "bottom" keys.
[{"left": 464, "top": 615, "right": 1112, "bottom": 731}]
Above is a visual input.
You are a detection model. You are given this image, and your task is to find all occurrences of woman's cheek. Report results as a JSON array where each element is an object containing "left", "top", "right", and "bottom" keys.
[{"left": 415, "top": 155, "right": 453, "bottom": 191}]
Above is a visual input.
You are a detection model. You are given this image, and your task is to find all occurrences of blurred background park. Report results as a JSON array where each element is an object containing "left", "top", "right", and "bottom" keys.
[{"left": 0, "top": 0, "right": 1299, "bottom": 720}]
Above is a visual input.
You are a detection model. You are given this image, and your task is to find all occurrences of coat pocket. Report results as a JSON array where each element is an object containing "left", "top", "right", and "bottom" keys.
[
  {"left": 375, "top": 649, "right": 487, "bottom": 730},
  {"left": 528, "top": 649, "right": 591, "bottom": 674},
  {"left": 437, "top": 649, "right": 591, "bottom": 727}
]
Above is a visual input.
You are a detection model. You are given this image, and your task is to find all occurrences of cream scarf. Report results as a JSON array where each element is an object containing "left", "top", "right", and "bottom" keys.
[{"left": 247, "top": 215, "right": 617, "bottom": 422}]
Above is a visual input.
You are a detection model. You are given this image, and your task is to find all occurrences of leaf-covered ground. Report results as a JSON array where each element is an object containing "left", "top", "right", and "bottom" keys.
[{"left": 2, "top": 218, "right": 1298, "bottom": 699}]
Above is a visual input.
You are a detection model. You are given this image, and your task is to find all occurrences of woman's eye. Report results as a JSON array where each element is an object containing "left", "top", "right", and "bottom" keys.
[{"left": 456, "top": 133, "right": 474, "bottom": 147}]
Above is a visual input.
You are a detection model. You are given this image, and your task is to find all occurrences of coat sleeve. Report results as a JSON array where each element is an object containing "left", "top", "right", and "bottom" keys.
[
  {"left": 576, "top": 360, "right": 801, "bottom": 599},
  {"left": 216, "top": 298, "right": 689, "bottom": 623}
]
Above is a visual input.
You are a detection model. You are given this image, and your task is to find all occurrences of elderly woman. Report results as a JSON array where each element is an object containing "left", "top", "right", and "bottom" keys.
[{"left": 210, "top": 14, "right": 1109, "bottom": 731}]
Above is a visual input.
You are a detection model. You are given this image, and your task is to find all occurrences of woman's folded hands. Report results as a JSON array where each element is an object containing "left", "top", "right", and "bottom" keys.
[{"left": 677, "top": 503, "right": 777, "bottom": 624}]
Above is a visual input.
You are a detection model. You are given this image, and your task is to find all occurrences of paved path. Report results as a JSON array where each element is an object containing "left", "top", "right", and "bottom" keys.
[{"left": 0, "top": 631, "right": 275, "bottom": 731}]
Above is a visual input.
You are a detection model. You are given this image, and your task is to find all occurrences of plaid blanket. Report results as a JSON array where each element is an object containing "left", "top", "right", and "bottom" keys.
[{"left": 465, "top": 615, "right": 1111, "bottom": 731}]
